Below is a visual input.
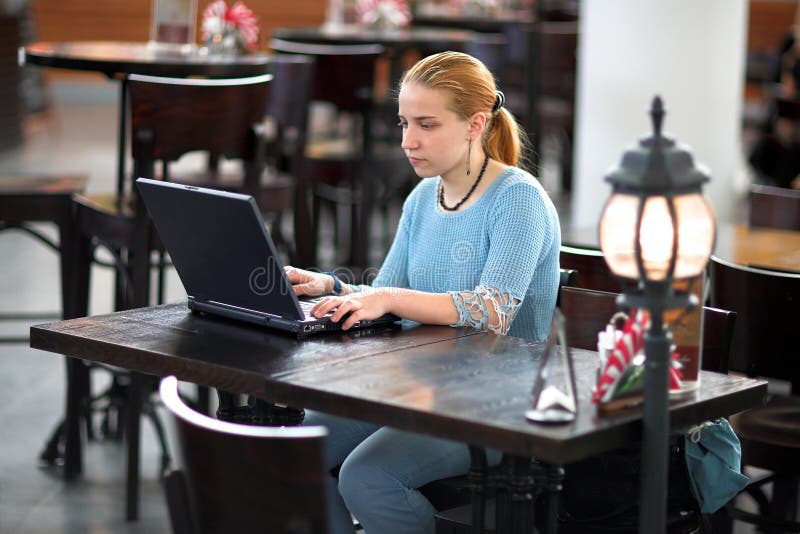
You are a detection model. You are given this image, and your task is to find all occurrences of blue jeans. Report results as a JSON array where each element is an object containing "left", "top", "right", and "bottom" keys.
[{"left": 304, "top": 410, "right": 501, "bottom": 534}]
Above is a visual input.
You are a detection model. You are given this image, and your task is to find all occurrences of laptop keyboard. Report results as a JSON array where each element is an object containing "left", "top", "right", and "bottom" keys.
[{"left": 298, "top": 297, "right": 325, "bottom": 316}]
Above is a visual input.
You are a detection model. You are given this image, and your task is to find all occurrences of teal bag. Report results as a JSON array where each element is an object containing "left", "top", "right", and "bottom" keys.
[{"left": 684, "top": 418, "right": 749, "bottom": 513}]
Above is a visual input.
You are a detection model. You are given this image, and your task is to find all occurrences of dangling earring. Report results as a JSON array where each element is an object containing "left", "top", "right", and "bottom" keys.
[{"left": 466, "top": 139, "right": 472, "bottom": 176}]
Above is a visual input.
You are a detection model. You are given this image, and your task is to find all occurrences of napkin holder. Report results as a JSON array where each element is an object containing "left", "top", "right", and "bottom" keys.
[
  {"left": 594, "top": 310, "right": 684, "bottom": 414},
  {"left": 526, "top": 309, "right": 578, "bottom": 424}
]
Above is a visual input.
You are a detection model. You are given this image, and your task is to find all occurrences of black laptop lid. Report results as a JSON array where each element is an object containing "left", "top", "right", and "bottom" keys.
[{"left": 137, "top": 178, "right": 304, "bottom": 321}]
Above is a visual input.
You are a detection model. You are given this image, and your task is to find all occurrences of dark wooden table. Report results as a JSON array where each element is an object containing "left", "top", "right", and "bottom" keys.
[
  {"left": 271, "top": 24, "right": 490, "bottom": 96},
  {"left": 30, "top": 303, "right": 474, "bottom": 521},
  {"left": 20, "top": 41, "right": 272, "bottom": 200},
  {"left": 272, "top": 24, "right": 477, "bottom": 51},
  {"left": 563, "top": 222, "right": 800, "bottom": 273},
  {"left": 30, "top": 302, "right": 767, "bottom": 529}
]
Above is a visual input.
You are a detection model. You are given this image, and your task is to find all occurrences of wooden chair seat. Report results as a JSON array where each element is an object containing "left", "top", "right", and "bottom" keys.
[
  {"left": 73, "top": 192, "right": 136, "bottom": 218},
  {"left": 731, "top": 395, "right": 800, "bottom": 468},
  {"left": 726, "top": 395, "right": 800, "bottom": 532},
  {"left": 0, "top": 173, "right": 87, "bottom": 338}
]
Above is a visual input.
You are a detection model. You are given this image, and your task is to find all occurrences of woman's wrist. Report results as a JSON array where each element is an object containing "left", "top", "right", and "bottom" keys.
[{"left": 323, "top": 272, "right": 342, "bottom": 295}]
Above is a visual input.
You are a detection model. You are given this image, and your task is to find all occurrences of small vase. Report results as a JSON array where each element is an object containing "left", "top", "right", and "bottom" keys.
[{"left": 206, "top": 31, "right": 240, "bottom": 55}]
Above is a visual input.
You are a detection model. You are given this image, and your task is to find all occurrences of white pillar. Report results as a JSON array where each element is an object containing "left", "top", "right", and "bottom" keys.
[{"left": 571, "top": 0, "right": 748, "bottom": 227}]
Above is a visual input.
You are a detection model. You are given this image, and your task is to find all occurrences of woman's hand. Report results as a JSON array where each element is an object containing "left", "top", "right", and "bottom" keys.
[
  {"left": 310, "top": 291, "right": 389, "bottom": 330},
  {"left": 284, "top": 266, "right": 333, "bottom": 297}
]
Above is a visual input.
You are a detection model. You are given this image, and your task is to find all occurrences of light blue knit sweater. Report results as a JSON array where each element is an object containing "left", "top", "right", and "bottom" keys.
[{"left": 372, "top": 166, "right": 561, "bottom": 341}]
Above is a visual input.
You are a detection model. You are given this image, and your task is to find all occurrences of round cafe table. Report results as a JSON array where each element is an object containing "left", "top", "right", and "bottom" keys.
[
  {"left": 21, "top": 41, "right": 272, "bottom": 199},
  {"left": 271, "top": 24, "right": 501, "bottom": 90},
  {"left": 271, "top": 24, "right": 478, "bottom": 50}
]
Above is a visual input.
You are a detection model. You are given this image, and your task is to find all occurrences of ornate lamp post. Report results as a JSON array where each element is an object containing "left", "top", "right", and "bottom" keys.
[{"left": 598, "top": 96, "right": 716, "bottom": 534}]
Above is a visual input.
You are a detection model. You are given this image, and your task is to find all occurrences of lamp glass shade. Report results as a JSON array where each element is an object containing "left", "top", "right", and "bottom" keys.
[
  {"left": 599, "top": 192, "right": 715, "bottom": 282},
  {"left": 598, "top": 193, "right": 642, "bottom": 280},
  {"left": 673, "top": 193, "right": 715, "bottom": 279}
]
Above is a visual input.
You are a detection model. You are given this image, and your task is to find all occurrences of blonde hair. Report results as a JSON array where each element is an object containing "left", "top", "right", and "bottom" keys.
[{"left": 400, "top": 51, "right": 526, "bottom": 167}]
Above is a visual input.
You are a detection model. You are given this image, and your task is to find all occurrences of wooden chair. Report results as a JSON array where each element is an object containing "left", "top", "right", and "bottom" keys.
[
  {"left": 748, "top": 183, "right": 800, "bottom": 231},
  {"left": 0, "top": 175, "right": 87, "bottom": 335},
  {"left": 269, "top": 38, "right": 405, "bottom": 273},
  {"left": 1, "top": 174, "right": 88, "bottom": 475},
  {"left": 159, "top": 376, "right": 329, "bottom": 534},
  {"left": 59, "top": 73, "right": 272, "bottom": 519},
  {"left": 70, "top": 73, "right": 273, "bottom": 313},
  {"left": 709, "top": 257, "right": 800, "bottom": 532}
]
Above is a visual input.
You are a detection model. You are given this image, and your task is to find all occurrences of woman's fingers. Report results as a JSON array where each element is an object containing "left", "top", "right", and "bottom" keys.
[
  {"left": 310, "top": 296, "right": 367, "bottom": 328},
  {"left": 331, "top": 299, "right": 361, "bottom": 323},
  {"left": 341, "top": 309, "right": 365, "bottom": 330},
  {"left": 286, "top": 266, "right": 330, "bottom": 296},
  {"left": 311, "top": 296, "right": 341, "bottom": 317}
]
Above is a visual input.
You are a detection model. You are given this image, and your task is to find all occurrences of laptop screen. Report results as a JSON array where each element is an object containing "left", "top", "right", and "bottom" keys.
[{"left": 137, "top": 178, "right": 305, "bottom": 321}]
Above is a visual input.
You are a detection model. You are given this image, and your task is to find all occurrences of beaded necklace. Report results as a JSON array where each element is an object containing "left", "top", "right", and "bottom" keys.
[{"left": 438, "top": 155, "right": 489, "bottom": 211}]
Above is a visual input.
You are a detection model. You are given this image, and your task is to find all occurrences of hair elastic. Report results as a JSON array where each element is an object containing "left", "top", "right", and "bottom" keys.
[{"left": 492, "top": 90, "right": 505, "bottom": 114}]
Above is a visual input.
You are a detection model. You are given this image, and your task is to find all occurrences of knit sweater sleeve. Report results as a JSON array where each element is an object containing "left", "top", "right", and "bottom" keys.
[{"left": 449, "top": 178, "right": 554, "bottom": 335}]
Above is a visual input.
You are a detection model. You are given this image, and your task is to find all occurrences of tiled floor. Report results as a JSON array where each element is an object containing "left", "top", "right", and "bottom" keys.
[{"left": 0, "top": 77, "right": 773, "bottom": 533}]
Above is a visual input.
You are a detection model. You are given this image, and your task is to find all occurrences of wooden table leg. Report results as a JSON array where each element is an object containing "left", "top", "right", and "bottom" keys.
[
  {"left": 63, "top": 356, "right": 86, "bottom": 480},
  {"left": 125, "top": 372, "right": 143, "bottom": 521}
]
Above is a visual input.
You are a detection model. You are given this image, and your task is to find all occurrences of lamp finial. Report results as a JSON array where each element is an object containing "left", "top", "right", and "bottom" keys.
[{"left": 650, "top": 96, "right": 665, "bottom": 137}]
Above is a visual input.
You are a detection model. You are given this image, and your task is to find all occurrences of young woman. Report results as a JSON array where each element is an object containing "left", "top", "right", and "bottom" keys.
[{"left": 286, "top": 51, "right": 561, "bottom": 533}]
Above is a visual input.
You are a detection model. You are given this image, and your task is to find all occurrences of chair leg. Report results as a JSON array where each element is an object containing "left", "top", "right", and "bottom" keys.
[{"left": 769, "top": 474, "right": 800, "bottom": 528}]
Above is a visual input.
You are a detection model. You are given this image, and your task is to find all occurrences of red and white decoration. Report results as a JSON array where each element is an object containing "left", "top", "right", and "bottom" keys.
[
  {"left": 356, "top": 0, "right": 411, "bottom": 29},
  {"left": 593, "top": 310, "right": 683, "bottom": 404},
  {"left": 201, "top": 1, "right": 259, "bottom": 52}
]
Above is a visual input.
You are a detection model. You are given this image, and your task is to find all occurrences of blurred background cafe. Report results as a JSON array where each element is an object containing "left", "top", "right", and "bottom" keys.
[{"left": 0, "top": 0, "right": 799, "bottom": 532}]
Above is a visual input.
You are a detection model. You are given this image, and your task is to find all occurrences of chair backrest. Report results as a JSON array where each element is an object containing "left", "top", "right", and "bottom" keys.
[
  {"left": 129, "top": 73, "right": 271, "bottom": 198},
  {"left": 268, "top": 38, "right": 384, "bottom": 113},
  {"left": 709, "top": 257, "right": 800, "bottom": 391},
  {"left": 699, "top": 305, "right": 737, "bottom": 375},
  {"left": 748, "top": 183, "right": 800, "bottom": 231},
  {"left": 559, "top": 286, "right": 737, "bottom": 374},
  {"left": 159, "top": 376, "right": 329, "bottom": 534},
  {"left": 265, "top": 54, "right": 315, "bottom": 160},
  {"left": 559, "top": 286, "right": 619, "bottom": 351},
  {"left": 263, "top": 54, "right": 315, "bottom": 181},
  {"left": 560, "top": 245, "right": 627, "bottom": 293}
]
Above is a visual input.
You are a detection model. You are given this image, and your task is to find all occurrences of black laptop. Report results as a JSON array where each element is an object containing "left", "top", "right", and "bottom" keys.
[{"left": 137, "top": 178, "right": 399, "bottom": 336}]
